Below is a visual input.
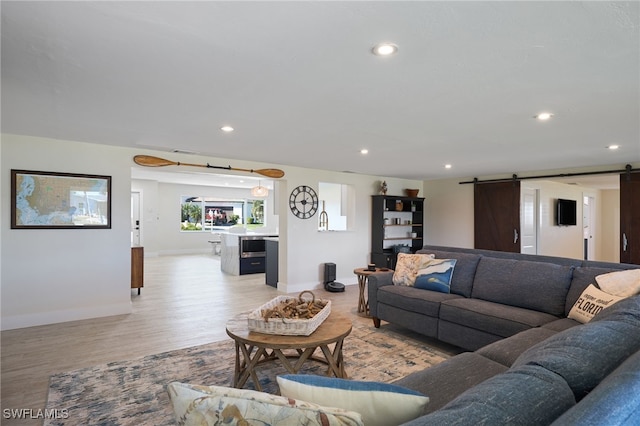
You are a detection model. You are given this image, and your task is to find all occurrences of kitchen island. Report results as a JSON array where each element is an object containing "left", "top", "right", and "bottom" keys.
[{"left": 220, "top": 231, "right": 278, "bottom": 276}]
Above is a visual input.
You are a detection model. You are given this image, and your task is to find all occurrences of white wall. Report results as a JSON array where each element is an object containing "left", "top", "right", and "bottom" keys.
[
  {"left": 423, "top": 174, "right": 626, "bottom": 261},
  {"left": 1, "top": 135, "right": 132, "bottom": 330},
  {"left": 522, "top": 180, "right": 589, "bottom": 259},
  {"left": 7, "top": 132, "right": 626, "bottom": 330},
  {"left": 130, "top": 162, "right": 422, "bottom": 293},
  {"left": 423, "top": 178, "right": 475, "bottom": 248},
  {"left": 131, "top": 153, "right": 423, "bottom": 293},
  {"left": 2, "top": 135, "right": 423, "bottom": 329},
  {"left": 281, "top": 171, "right": 424, "bottom": 293}
]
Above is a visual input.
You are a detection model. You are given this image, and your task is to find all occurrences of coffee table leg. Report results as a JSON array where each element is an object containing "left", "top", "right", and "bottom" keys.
[
  {"left": 288, "top": 347, "right": 317, "bottom": 373},
  {"left": 235, "top": 343, "right": 267, "bottom": 391},
  {"left": 319, "top": 338, "right": 348, "bottom": 378},
  {"left": 233, "top": 341, "right": 241, "bottom": 387}
]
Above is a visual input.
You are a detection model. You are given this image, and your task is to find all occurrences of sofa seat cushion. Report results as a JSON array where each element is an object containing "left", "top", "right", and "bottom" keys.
[
  {"left": 439, "top": 298, "right": 559, "bottom": 338},
  {"left": 542, "top": 318, "right": 580, "bottom": 332},
  {"left": 392, "top": 352, "right": 508, "bottom": 414},
  {"left": 378, "top": 285, "right": 463, "bottom": 317},
  {"left": 402, "top": 365, "right": 576, "bottom": 426},
  {"left": 513, "top": 318, "right": 640, "bottom": 400},
  {"left": 417, "top": 249, "right": 481, "bottom": 298},
  {"left": 476, "top": 327, "right": 559, "bottom": 367},
  {"left": 471, "top": 257, "right": 573, "bottom": 316},
  {"left": 551, "top": 350, "right": 640, "bottom": 426}
]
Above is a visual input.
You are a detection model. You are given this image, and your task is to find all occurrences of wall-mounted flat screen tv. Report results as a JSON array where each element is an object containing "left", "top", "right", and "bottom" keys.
[{"left": 556, "top": 198, "right": 577, "bottom": 226}]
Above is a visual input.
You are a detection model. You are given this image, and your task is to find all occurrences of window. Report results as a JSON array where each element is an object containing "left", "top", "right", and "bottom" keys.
[{"left": 180, "top": 196, "right": 266, "bottom": 232}]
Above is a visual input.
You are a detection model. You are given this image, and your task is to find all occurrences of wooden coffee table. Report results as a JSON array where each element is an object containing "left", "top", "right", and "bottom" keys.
[{"left": 226, "top": 311, "right": 352, "bottom": 391}]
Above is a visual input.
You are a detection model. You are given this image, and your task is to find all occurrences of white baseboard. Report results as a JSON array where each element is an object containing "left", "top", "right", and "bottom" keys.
[
  {"left": 0, "top": 302, "right": 132, "bottom": 331},
  {"left": 281, "top": 280, "right": 356, "bottom": 294},
  {"left": 156, "top": 248, "right": 211, "bottom": 256}
]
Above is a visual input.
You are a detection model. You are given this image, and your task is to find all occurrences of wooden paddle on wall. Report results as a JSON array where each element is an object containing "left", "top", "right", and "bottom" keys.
[{"left": 133, "top": 155, "right": 285, "bottom": 178}]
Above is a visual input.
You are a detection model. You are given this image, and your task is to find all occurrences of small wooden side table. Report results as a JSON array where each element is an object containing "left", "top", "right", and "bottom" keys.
[{"left": 353, "top": 267, "right": 392, "bottom": 316}]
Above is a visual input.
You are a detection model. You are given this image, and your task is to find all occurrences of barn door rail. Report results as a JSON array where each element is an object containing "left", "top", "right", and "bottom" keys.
[{"left": 459, "top": 164, "right": 638, "bottom": 185}]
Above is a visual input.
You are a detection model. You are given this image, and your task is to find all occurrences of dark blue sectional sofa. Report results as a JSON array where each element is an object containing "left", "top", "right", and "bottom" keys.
[{"left": 367, "top": 245, "right": 640, "bottom": 425}]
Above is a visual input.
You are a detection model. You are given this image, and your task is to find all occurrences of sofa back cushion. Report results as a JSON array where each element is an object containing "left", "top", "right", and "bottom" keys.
[
  {"left": 402, "top": 364, "right": 575, "bottom": 426},
  {"left": 551, "top": 350, "right": 640, "bottom": 426},
  {"left": 416, "top": 249, "right": 481, "bottom": 298},
  {"left": 591, "top": 294, "right": 640, "bottom": 325},
  {"left": 513, "top": 312, "right": 640, "bottom": 400},
  {"left": 470, "top": 257, "right": 573, "bottom": 316}
]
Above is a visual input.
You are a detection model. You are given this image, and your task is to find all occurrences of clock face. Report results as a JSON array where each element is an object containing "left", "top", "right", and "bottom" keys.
[{"left": 289, "top": 185, "right": 319, "bottom": 219}]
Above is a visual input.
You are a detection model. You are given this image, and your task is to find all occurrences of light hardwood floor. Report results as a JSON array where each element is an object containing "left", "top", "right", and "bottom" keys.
[{"left": 1, "top": 254, "right": 457, "bottom": 425}]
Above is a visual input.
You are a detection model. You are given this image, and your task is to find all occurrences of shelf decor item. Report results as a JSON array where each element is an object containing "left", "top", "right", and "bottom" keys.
[
  {"left": 380, "top": 180, "right": 388, "bottom": 195},
  {"left": 405, "top": 189, "right": 419, "bottom": 198},
  {"left": 395, "top": 200, "right": 404, "bottom": 211},
  {"left": 247, "top": 291, "right": 331, "bottom": 336}
]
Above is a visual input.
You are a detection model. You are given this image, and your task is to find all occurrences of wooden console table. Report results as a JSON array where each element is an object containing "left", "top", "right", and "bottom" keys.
[{"left": 131, "top": 246, "right": 144, "bottom": 294}]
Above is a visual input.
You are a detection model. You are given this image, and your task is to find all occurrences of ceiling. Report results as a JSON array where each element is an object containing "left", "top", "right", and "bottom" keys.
[{"left": 2, "top": 1, "right": 639, "bottom": 187}]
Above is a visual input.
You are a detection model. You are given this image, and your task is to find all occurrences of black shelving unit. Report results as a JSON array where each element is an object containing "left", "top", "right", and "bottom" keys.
[{"left": 371, "top": 195, "right": 425, "bottom": 269}]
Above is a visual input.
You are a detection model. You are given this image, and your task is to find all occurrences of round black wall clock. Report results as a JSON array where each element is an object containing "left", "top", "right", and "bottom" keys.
[{"left": 289, "top": 185, "right": 319, "bottom": 219}]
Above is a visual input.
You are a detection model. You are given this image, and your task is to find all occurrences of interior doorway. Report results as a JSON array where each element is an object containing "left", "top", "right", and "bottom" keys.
[
  {"left": 520, "top": 188, "right": 538, "bottom": 255},
  {"left": 583, "top": 195, "right": 595, "bottom": 260},
  {"left": 131, "top": 191, "right": 141, "bottom": 246}
]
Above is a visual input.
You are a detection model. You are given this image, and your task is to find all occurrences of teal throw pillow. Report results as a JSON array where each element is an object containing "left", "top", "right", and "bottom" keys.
[{"left": 414, "top": 259, "right": 457, "bottom": 293}]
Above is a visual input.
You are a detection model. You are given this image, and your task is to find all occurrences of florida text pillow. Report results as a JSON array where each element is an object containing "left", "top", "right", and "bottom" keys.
[{"left": 568, "top": 284, "right": 624, "bottom": 323}]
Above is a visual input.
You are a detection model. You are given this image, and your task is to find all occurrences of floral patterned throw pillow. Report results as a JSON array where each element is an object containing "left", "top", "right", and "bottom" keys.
[{"left": 392, "top": 253, "right": 435, "bottom": 286}]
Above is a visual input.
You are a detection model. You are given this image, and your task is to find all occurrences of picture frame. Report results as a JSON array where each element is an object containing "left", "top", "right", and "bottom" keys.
[{"left": 11, "top": 169, "right": 112, "bottom": 229}]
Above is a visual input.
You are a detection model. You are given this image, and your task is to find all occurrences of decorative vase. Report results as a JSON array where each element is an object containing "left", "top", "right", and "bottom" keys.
[
  {"left": 380, "top": 181, "right": 388, "bottom": 195},
  {"left": 395, "top": 200, "right": 403, "bottom": 211}
]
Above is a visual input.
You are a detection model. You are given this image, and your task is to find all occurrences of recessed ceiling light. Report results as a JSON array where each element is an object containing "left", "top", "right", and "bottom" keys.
[
  {"left": 534, "top": 112, "right": 553, "bottom": 121},
  {"left": 607, "top": 145, "right": 620, "bottom": 150},
  {"left": 220, "top": 126, "right": 234, "bottom": 132},
  {"left": 360, "top": 149, "right": 369, "bottom": 154},
  {"left": 371, "top": 43, "right": 398, "bottom": 56},
  {"left": 445, "top": 164, "right": 452, "bottom": 169}
]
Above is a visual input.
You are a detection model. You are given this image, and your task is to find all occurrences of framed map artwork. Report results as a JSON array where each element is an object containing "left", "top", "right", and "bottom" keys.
[{"left": 11, "top": 170, "right": 112, "bottom": 229}]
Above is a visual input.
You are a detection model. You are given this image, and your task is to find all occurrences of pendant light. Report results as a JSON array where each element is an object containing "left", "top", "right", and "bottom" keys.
[{"left": 251, "top": 181, "right": 268, "bottom": 197}]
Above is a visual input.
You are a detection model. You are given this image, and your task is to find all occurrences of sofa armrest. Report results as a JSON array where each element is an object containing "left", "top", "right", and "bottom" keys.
[{"left": 367, "top": 271, "right": 394, "bottom": 318}]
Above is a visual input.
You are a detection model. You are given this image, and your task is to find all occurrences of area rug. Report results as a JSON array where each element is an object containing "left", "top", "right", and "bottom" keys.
[{"left": 45, "top": 322, "right": 449, "bottom": 425}]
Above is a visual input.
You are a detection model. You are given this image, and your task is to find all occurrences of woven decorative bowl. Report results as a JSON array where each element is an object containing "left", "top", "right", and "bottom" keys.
[{"left": 405, "top": 188, "right": 419, "bottom": 198}]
